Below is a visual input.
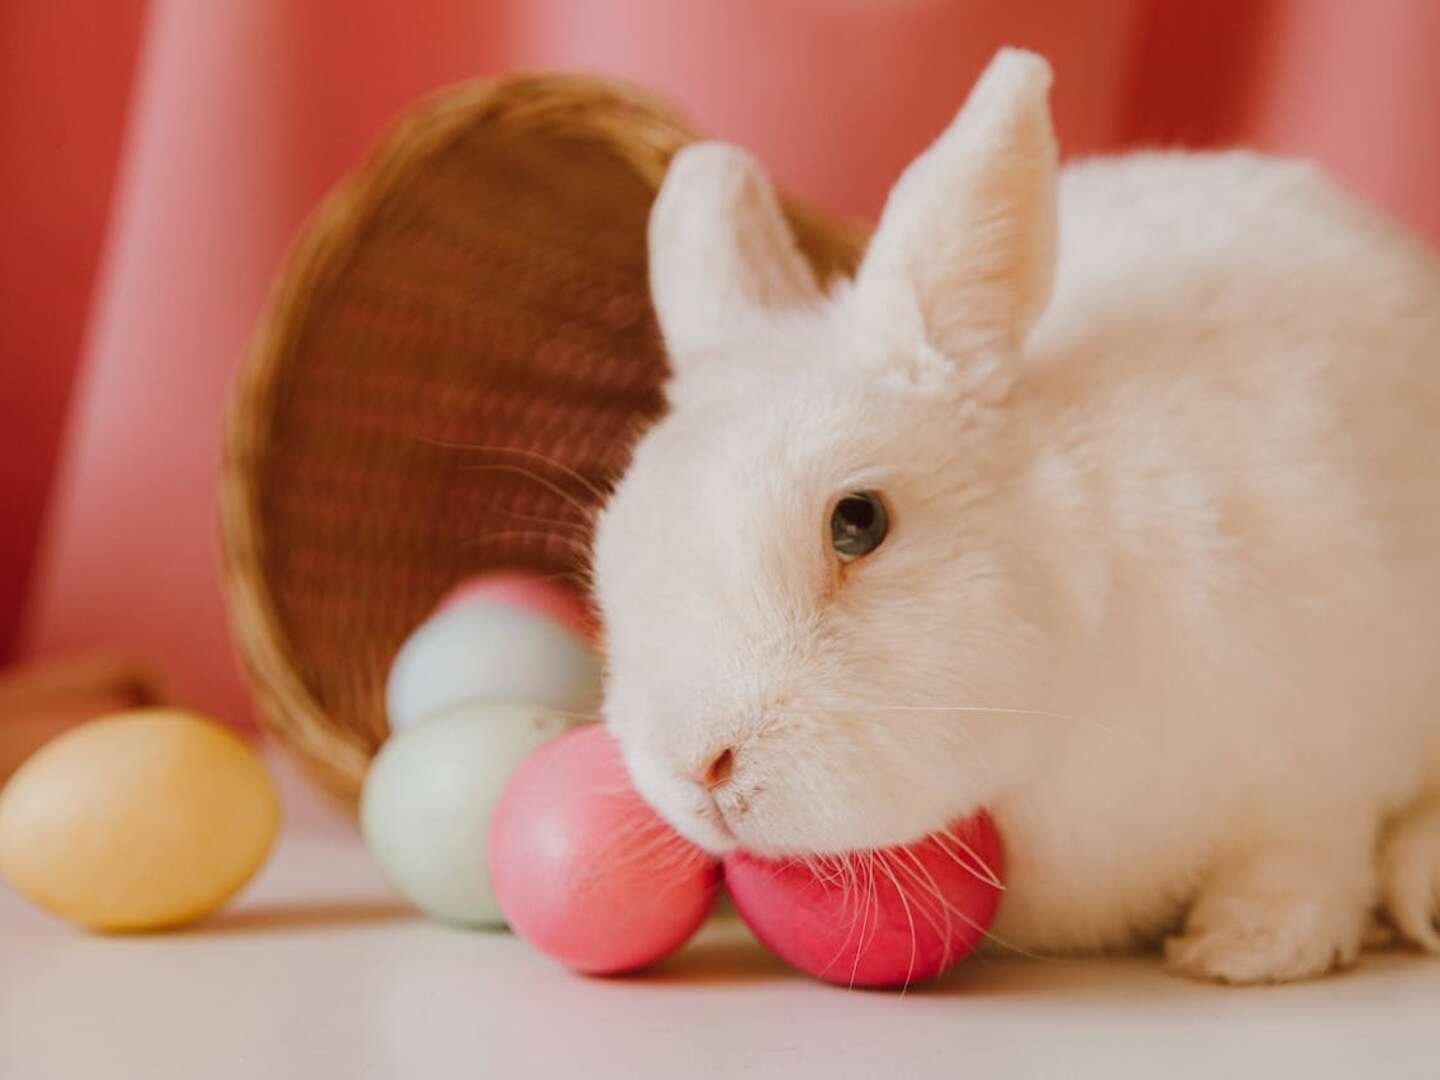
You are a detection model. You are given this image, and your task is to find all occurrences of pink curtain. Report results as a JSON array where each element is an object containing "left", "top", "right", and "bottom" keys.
[
  {"left": 6, "top": 0, "right": 1439, "bottom": 725},
  {"left": 0, "top": 2, "right": 146, "bottom": 662}
]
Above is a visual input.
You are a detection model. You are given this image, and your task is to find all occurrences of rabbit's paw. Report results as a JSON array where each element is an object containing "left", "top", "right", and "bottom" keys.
[
  {"left": 1380, "top": 800, "right": 1440, "bottom": 953},
  {"left": 1165, "top": 847, "right": 1370, "bottom": 984}
]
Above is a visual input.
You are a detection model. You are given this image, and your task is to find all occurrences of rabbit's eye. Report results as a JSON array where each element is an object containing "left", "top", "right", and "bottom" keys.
[{"left": 830, "top": 492, "right": 889, "bottom": 561}]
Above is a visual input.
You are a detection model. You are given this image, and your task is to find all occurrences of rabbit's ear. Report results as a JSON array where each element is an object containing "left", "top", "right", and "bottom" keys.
[
  {"left": 855, "top": 49, "right": 1058, "bottom": 380},
  {"left": 648, "top": 142, "right": 821, "bottom": 365}
]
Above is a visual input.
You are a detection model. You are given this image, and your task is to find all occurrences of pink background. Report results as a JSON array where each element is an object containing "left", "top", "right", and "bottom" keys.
[{"left": 5, "top": 0, "right": 1439, "bottom": 726}]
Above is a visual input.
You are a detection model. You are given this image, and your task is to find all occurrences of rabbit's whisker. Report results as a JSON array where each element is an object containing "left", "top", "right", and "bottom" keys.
[
  {"left": 414, "top": 436, "right": 613, "bottom": 504},
  {"left": 456, "top": 462, "right": 600, "bottom": 521}
]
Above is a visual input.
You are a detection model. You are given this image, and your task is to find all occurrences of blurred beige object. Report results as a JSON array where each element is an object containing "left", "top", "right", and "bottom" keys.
[{"left": 0, "top": 655, "right": 162, "bottom": 777}]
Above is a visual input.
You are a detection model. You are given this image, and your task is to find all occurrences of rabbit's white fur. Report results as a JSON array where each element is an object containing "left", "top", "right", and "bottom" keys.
[{"left": 591, "top": 48, "right": 1440, "bottom": 983}]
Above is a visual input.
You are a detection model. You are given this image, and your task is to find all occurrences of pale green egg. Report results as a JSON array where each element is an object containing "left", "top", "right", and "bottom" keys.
[
  {"left": 360, "top": 702, "right": 578, "bottom": 926},
  {"left": 385, "top": 603, "right": 601, "bottom": 731}
]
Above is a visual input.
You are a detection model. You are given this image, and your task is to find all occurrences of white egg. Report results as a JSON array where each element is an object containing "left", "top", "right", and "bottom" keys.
[
  {"left": 360, "top": 702, "right": 577, "bottom": 926},
  {"left": 385, "top": 602, "right": 601, "bottom": 731}
]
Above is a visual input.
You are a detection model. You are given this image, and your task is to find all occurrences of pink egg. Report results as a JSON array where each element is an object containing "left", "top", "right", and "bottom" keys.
[
  {"left": 438, "top": 573, "right": 598, "bottom": 642},
  {"left": 488, "top": 725, "right": 720, "bottom": 975},
  {"left": 724, "top": 813, "right": 1004, "bottom": 988}
]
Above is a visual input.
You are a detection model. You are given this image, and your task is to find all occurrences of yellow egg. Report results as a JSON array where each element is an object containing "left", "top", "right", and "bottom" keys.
[{"left": 0, "top": 709, "right": 280, "bottom": 931}]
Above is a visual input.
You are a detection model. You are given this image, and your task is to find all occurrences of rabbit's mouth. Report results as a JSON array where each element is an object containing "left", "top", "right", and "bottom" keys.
[
  {"left": 697, "top": 797, "right": 738, "bottom": 845},
  {"left": 628, "top": 761, "right": 744, "bottom": 855}
]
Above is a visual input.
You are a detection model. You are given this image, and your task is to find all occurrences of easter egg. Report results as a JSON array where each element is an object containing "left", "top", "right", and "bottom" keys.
[
  {"left": 488, "top": 725, "right": 720, "bottom": 974},
  {"left": 0, "top": 709, "right": 280, "bottom": 931},
  {"left": 438, "top": 573, "right": 598, "bottom": 642},
  {"left": 386, "top": 601, "right": 601, "bottom": 731},
  {"left": 723, "top": 813, "right": 1004, "bottom": 987},
  {"left": 360, "top": 701, "right": 575, "bottom": 926}
]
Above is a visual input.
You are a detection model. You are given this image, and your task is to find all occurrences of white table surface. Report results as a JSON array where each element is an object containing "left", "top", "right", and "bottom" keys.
[{"left": 3, "top": 753, "right": 1437, "bottom": 1080}]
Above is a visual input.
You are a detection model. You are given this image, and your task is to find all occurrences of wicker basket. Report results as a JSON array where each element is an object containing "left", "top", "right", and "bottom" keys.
[{"left": 219, "top": 74, "right": 867, "bottom": 805}]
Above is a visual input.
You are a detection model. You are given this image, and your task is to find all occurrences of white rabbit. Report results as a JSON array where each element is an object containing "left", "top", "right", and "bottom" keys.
[{"left": 590, "top": 47, "right": 1440, "bottom": 983}]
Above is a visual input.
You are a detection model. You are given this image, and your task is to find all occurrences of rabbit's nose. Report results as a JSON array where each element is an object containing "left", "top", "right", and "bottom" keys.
[{"left": 698, "top": 747, "right": 735, "bottom": 790}]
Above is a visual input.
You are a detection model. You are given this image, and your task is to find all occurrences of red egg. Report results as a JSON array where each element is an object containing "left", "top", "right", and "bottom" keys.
[
  {"left": 724, "top": 813, "right": 1004, "bottom": 988},
  {"left": 438, "top": 573, "right": 598, "bottom": 642},
  {"left": 488, "top": 725, "right": 720, "bottom": 974}
]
